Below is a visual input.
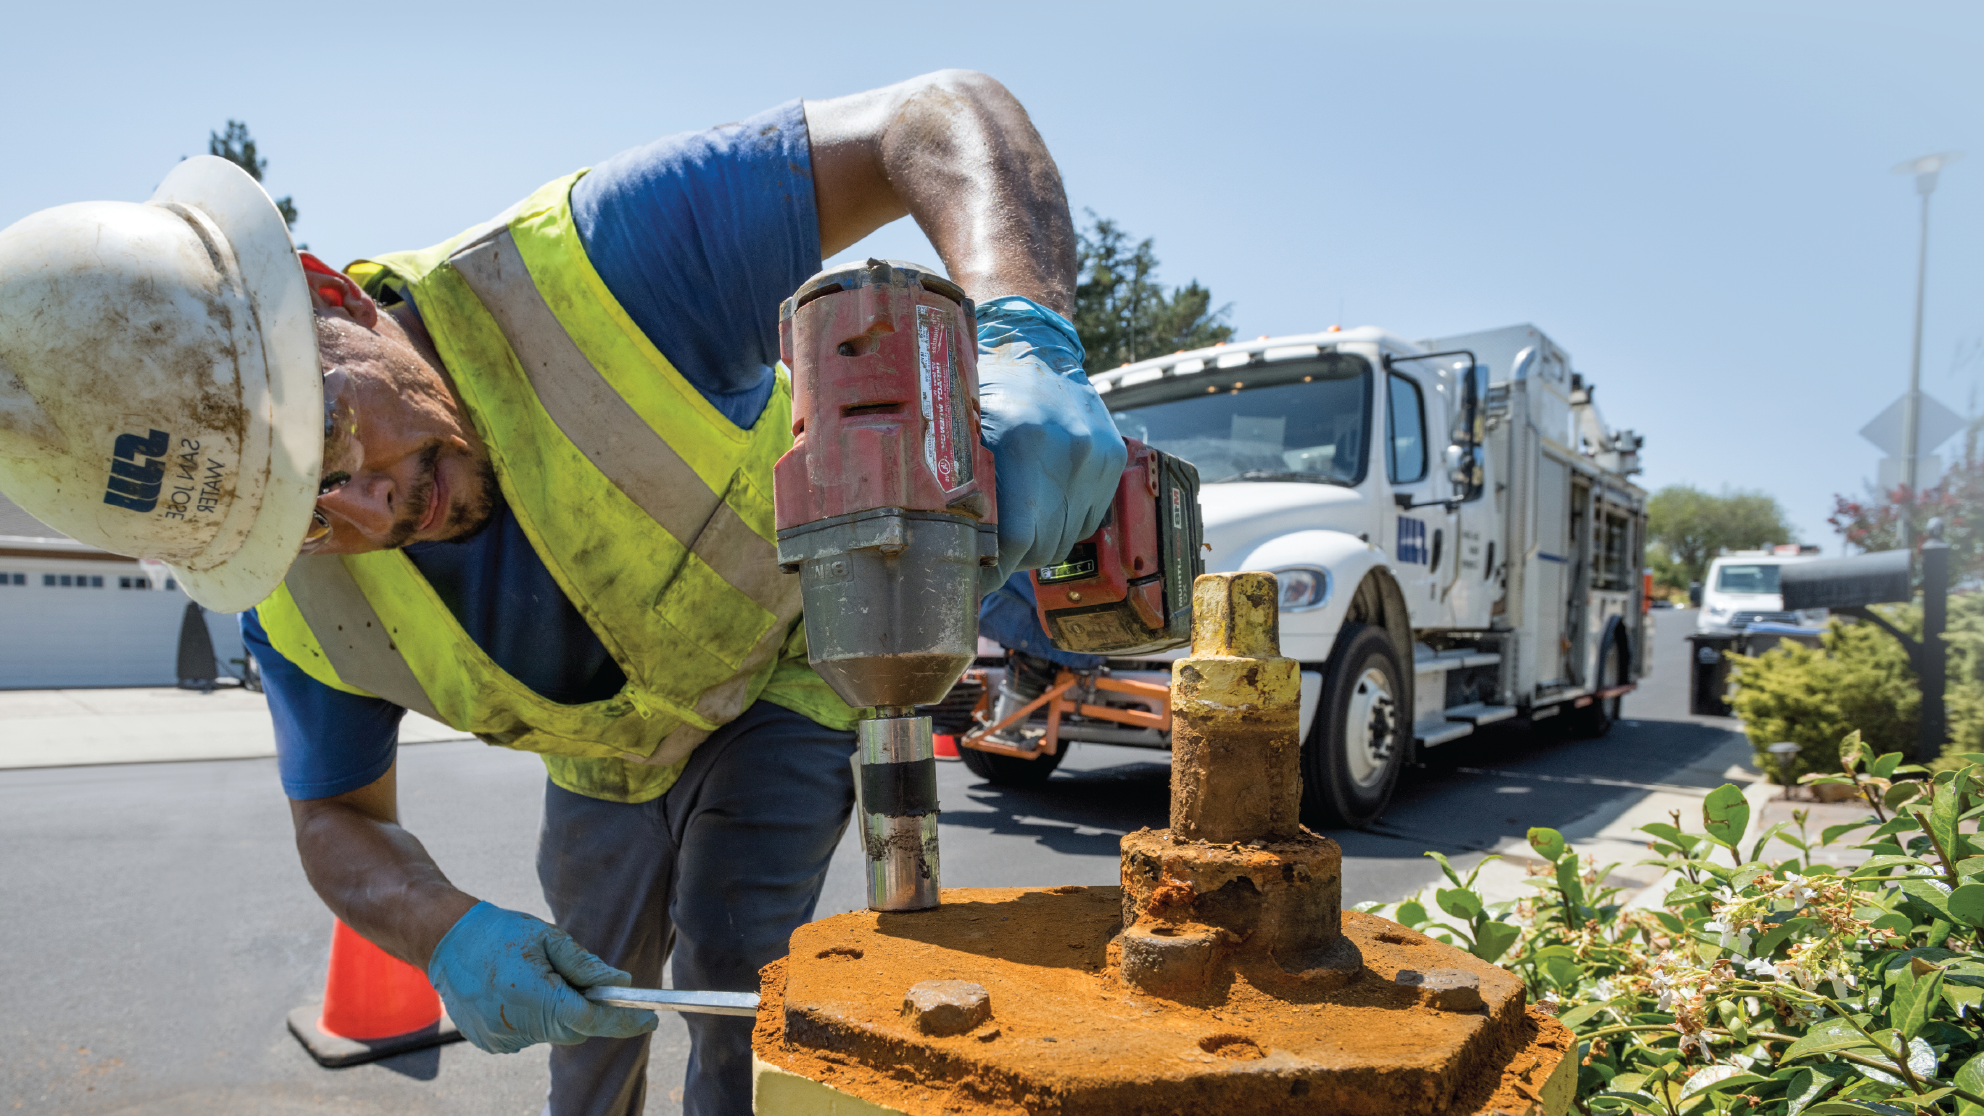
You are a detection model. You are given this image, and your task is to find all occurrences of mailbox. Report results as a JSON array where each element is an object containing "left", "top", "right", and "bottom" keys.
[
  {"left": 1779, "top": 549, "right": 1910, "bottom": 611},
  {"left": 1773, "top": 543, "right": 1949, "bottom": 764}
]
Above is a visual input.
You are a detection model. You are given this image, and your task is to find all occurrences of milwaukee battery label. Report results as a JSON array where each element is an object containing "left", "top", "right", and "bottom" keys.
[{"left": 917, "top": 304, "right": 973, "bottom": 491}]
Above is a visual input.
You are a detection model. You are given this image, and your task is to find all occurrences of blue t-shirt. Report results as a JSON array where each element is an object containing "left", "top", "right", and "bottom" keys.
[{"left": 245, "top": 100, "right": 822, "bottom": 800}]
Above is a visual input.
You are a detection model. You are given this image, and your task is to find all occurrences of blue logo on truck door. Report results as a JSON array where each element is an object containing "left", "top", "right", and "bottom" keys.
[{"left": 1396, "top": 516, "right": 1429, "bottom": 565}]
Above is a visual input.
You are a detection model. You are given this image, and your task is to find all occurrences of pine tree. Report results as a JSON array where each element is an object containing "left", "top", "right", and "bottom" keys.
[
  {"left": 1073, "top": 211, "right": 1232, "bottom": 373},
  {"left": 208, "top": 120, "right": 298, "bottom": 230}
]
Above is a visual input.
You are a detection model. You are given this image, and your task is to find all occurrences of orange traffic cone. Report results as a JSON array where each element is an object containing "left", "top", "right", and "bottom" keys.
[
  {"left": 287, "top": 918, "right": 462, "bottom": 1067},
  {"left": 933, "top": 733, "right": 961, "bottom": 760}
]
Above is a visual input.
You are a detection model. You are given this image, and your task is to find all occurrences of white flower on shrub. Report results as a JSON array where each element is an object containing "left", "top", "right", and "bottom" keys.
[
  {"left": 1774, "top": 874, "right": 1816, "bottom": 906},
  {"left": 1676, "top": 1028, "right": 1715, "bottom": 1054}
]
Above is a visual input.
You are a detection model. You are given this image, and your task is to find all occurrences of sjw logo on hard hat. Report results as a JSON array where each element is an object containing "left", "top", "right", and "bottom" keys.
[{"left": 102, "top": 429, "right": 171, "bottom": 513}]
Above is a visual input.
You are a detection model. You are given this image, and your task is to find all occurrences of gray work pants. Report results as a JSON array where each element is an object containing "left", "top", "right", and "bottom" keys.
[{"left": 536, "top": 700, "right": 857, "bottom": 1116}]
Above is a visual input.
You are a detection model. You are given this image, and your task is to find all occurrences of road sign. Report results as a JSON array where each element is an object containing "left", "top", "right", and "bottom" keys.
[
  {"left": 1878, "top": 455, "right": 1944, "bottom": 492},
  {"left": 1859, "top": 391, "right": 1965, "bottom": 457}
]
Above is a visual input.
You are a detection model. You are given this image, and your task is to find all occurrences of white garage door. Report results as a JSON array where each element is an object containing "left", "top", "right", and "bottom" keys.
[{"left": 0, "top": 587, "right": 249, "bottom": 689}]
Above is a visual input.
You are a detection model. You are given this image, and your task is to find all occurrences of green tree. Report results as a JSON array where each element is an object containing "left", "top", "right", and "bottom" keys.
[
  {"left": 1073, "top": 211, "right": 1232, "bottom": 373},
  {"left": 208, "top": 120, "right": 298, "bottom": 230},
  {"left": 1645, "top": 543, "right": 1692, "bottom": 598},
  {"left": 1645, "top": 484, "right": 1797, "bottom": 589}
]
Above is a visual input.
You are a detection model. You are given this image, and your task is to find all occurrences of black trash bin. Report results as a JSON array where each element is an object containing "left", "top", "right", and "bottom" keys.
[{"left": 1687, "top": 632, "right": 1741, "bottom": 716}]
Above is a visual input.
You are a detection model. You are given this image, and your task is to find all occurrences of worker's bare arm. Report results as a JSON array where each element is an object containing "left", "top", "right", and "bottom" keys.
[
  {"left": 805, "top": 70, "right": 1076, "bottom": 315},
  {"left": 289, "top": 762, "right": 479, "bottom": 969}
]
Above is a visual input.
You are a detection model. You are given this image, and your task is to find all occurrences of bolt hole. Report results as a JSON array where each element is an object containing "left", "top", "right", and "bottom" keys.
[
  {"left": 816, "top": 946, "right": 864, "bottom": 961},
  {"left": 1150, "top": 927, "right": 1181, "bottom": 937},
  {"left": 1198, "top": 1033, "right": 1265, "bottom": 1060},
  {"left": 834, "top": 322, "right": 895, "bottom": 358}
]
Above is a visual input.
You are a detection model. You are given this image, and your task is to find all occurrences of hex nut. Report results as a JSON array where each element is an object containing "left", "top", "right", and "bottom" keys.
[
  {"left": 1394, "top": 968, "right": 1484, "bottom": 1012},
  {"left": 902, "top": 980, "right": 992, "bottom": 1035},
  {"left": 1117, "top": 924, "right": 1222, "bottom": 999}
]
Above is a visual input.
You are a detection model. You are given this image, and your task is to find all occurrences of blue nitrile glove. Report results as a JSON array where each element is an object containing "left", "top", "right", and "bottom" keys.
[
  {"left": 976, "top": 297, "right": 1128, "bottom": 583},
  {"left": 427, "top": 901, "right": 658, "bottom": 1055}
]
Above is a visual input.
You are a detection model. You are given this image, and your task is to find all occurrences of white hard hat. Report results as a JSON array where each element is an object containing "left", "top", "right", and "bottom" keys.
[{"left": 0, "top": 156, "right": 322, "bottom": 611}]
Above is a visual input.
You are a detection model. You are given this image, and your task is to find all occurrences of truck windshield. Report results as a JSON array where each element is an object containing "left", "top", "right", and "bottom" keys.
[
  {"left": 1104, "top": 354, "right": 1372, "bottom": 486},
  {"left": 1715, "top": 564, "right": 1782, "bottom": 594}
]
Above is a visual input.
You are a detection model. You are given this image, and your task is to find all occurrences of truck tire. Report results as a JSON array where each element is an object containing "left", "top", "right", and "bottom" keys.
[
  {"left": 958, "top": 741, "right": 1067, "bottom": 786},
  {"left": 1566, "top": 635, "right": 1624, "bottom": 739},
  {"left": 1301, "top": 622, "right": 1407, "bottom": 829}
]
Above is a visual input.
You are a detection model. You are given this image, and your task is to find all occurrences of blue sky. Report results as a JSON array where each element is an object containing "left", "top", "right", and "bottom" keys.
[{"left": 6, "top": 1, "right": 1979, "bottom": 552}]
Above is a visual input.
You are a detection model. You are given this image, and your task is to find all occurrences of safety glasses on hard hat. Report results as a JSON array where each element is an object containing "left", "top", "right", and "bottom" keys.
[{"left": 301, "top": 367, "right": 361, "bottom": 548}]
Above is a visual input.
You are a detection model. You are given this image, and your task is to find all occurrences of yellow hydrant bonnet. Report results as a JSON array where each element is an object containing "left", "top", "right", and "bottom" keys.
[{"left": 0, "top": 155, "right": 322, "bottom": 611}]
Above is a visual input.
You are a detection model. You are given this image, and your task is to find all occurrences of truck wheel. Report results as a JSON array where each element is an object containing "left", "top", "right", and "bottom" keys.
[
  {"left": 958, "top": 741, "right": 1067, "bottom": 786},
  {"left": 1301, "top": 622, "right": 1407, "bottom": 829},
  {"left": 1566, "top": 636, "right": 1623, "bottom": 739}
]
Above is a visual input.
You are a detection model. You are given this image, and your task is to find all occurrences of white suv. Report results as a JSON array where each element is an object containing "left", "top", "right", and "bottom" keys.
[{"left": 1697, "top": 548, "right": 1825, "bottom": 633}]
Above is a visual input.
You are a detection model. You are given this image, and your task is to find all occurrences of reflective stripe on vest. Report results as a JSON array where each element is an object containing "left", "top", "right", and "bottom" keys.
[
  {"left": 447, "top": 228, "right": 793, "bottom": 616},
  {"left": 283, "top": 554, "right": 442, "bottom": 722}
]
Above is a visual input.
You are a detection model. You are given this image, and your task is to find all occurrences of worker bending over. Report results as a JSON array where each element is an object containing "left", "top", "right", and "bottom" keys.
[{"left": 0, "top": 70, "right": 1123, "bottom": 1115}]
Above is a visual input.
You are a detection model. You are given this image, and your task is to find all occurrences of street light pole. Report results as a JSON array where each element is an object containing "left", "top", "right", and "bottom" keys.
[
  {"left": 1903, "top": 175, "right": 1930, "bottom": 549},
  {"left": 1892, "top": 152, "right": 1963, "bottom": 550}
]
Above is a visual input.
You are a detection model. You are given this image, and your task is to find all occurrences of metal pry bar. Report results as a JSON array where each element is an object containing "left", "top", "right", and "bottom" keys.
[{"left": 583, "top": 986, "right": 759, "bottom": 1017}]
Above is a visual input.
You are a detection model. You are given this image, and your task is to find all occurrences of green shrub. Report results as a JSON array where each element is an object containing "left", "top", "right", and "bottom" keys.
[
  {"left": 1731, "top": 598, "right": 1984, "bottom": 782},
  {"left": 1361, "top": 738, "right": 1984, "bottom": 1116}
]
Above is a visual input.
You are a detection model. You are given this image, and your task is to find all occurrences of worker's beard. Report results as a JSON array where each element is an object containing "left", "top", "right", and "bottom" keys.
[
  {"left": 382, "top": 446, "right": 500, "bottom": 549},
  {"left": 438, "top": 454, "right": 501, "bottom": 543}
]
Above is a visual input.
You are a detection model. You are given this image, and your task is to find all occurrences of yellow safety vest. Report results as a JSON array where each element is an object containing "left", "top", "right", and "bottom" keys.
[{"left": 255, "top": 171, "right": 854, "bottom": 804}]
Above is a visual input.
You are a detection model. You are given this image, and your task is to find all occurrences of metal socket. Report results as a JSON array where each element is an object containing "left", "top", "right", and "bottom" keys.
[{"left": 854, "top": 714, "right": 941, "bottom": 911}]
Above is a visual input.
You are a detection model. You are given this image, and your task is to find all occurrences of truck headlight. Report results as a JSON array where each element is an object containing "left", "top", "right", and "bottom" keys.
[
  {"left": 1707, "top": 605, "right": 1729, "bottom": 620},
  {"left": 1270, "top": 566, "right": 1331, "bottom": 612}
]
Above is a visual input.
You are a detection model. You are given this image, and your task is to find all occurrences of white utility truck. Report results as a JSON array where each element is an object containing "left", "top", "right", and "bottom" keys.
[{"left": 964, "top": 323, "right": 1651, "bottom": 829}]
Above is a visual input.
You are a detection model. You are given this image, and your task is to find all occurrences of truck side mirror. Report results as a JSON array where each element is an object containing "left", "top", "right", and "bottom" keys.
[
  {"left": 1445, "top": 443, "right": 1480, "bottom": 497},
  {"left": 1688, "top": 582, "right": 1702, "bottom": 608}
]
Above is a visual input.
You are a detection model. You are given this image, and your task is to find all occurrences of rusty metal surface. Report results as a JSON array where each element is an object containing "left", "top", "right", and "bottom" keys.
[
  {"left": 768, "top": 891, "right": 1532, "bottom": 1116},
  {"left": 1168, "top": 572, "right": 1303, "bottom": 843}
]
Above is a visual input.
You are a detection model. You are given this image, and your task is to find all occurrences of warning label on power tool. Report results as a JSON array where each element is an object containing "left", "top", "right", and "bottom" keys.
[{"left": 917, "top": 304, "right": 973, "bottom": 491}]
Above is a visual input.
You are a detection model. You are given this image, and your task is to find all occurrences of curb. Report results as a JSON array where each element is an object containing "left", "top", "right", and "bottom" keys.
[{"left": 1384, "top": 766, "right": 1781, "bottom": 929}]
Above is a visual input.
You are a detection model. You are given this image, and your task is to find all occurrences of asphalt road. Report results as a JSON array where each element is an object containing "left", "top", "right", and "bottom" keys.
[{"left": 0, "top": 608, "right": 1738, "bottom": 1115}]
